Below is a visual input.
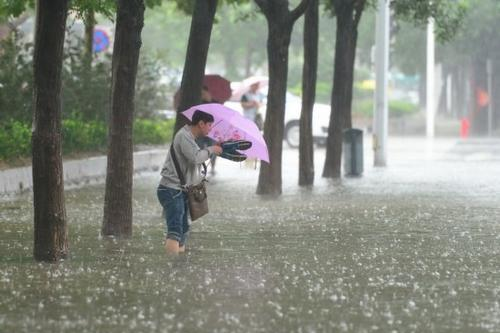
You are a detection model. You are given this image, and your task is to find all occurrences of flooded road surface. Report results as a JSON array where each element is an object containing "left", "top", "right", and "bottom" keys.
[{"left": 1, "top": 137, "right": 499, "bottom": 332}]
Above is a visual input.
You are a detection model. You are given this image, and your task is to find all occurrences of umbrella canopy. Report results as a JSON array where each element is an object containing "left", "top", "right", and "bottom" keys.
[
  {"left": 203, "top": 74, "right": 231, "bottom": 103},
  {"left": 182, "top": 103, "right": 269, "bottom": 163},
  {"left": 230, "top": 76, "right": 269, "bottom": 102}
]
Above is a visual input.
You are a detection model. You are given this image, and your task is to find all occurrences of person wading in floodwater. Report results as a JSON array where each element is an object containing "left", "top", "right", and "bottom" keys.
[{"left": 157, "top": 110, "right": 222, "bottom": 255}]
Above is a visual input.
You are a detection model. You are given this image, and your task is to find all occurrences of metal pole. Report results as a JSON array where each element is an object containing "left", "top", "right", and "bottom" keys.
[
  {"left": 426, "top": 18, "right": 435, "bottom": 139},
  {"left": 487, "top": 59, "right": 493, "bottom": 136},
  {"left": 373, "top": 0, "right": 390, "bottom": 167}
]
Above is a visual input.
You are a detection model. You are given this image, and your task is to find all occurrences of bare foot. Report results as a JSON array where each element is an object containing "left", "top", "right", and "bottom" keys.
[{"left": 165, "top": 239, "right": 179, "bottom": 255}]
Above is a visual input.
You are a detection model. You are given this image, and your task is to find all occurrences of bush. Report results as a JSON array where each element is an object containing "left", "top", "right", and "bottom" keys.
[
  {"left": 133, "top": 119, "right": 174, "bottom": 145},
  {"left": 0, "top": 31, "right": 33, "bottom": 124},
  {"left": 1, "top": 29, "right": 169, "bottom": 123},
  {"left": 0, "top": 120, "right": 31, "bottom": 160},
  {"left": 388, "top": 100, "right": 419, "bottom": 117},
  {"left": 0, "top": 118, "right": 174, "bottom": 163},
  {"left": 353, "top": 99, "right": 374, "bottom": 117},
  {"left": 61, "top": 119, "right": 107, "bottom": 154},
  {"left": 353, "top": 99, "right": 419, "bottom": 118}
]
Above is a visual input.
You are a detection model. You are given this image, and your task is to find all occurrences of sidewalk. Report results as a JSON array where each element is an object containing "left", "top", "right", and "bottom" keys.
[{"left": 0, "top": 149, "right": 167, "bottom": 197}]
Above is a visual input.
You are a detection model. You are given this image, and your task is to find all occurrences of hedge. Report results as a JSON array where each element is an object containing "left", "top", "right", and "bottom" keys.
[
  {"left": 0, "top": 118, "right": 174, "bottom": 162},
  {"left": 353, "top": 99, "right": 419, "bottom": 117},
  {"left": 0, "top": 120, "right": 32, "bottom": 159}
]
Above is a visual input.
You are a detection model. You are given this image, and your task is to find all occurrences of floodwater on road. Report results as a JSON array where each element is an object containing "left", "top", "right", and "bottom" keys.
[{"left": 1, "top": 137, "right": 499, "bottom": 332}]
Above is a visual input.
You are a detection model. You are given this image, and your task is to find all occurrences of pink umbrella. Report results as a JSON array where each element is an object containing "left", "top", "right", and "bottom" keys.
[{"left": 182, "top": 103, "right": 270, "bottom": 163}]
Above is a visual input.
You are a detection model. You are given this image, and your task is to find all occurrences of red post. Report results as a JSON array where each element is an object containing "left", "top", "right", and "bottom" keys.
[{"left": 460, "top": 117, "right": 470, "bottom": 138}]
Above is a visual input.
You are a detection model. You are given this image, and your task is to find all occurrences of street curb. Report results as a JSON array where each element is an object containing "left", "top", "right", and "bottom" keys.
[{"left": 0, "top": 149, "right": 167, "bottom": 197}]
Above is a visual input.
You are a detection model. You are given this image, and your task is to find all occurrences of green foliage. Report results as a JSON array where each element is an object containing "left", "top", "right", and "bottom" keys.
[
  {"left": 388, "top": 100, "right": 419, "bottom": 117},
  {"left": 0, "top": 117, "right": 173, "bottom": 161},
  {"left": 0, "top": 120, "right": 31, "bottom": 160},
  {"left": 71, "top": 0, "right": 116, "bottom": 22},
  {"left": 437, "top": 0, "right": 500, "bottom": 63},
  {"left": 353, "top": 99, "right": 418, "bottom": 117},
  {"left": 392, "top": 0, "right": 468, "bottom": 42},
  {"left": 61, "top": 118, "right": 107, "bottom": 154},
  {"left": 134, "top": 54, "right": 170, "bottom": 118},
  {"left": 0, "top": 30, "right": 33, "bottom": 124},
  {"left": 1, "top": 0, "right": 161, "bottom": 22},
  {"left": 62, "top": 118, "right": 174, "bottom": 155},
  {"left": 0, "top": 29, "right": 168, "bottom": 123},
  {"left": 353, "top": 99, "right": 374, "bottom": 116},
  {"left": 315, "top": 81, "right": 331, "bottom": 104},
  {"left": 133, "top": 118, "right": 174, "bottom": 145},
  {"left": 62, "top": 37, "right": 113, "bottom": 122},
  {"left": 1, "top": 0, "right": 115, "bottom": 20},
  {"left": 0, "top": 0, "right": 33, "bottom": 19}
]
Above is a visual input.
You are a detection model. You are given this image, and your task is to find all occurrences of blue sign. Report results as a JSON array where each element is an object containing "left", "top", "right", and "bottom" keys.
[{"left": 93, "top": 29, "right": 110, "bottom": 53}]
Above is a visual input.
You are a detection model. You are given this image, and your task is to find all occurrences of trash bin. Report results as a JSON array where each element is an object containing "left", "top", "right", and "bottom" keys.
[{"left": 343, "top": 128, "right": 363, "bottom": 176}]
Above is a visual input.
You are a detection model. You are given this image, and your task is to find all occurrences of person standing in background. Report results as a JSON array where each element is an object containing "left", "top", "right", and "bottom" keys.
[{"left": 240, "top": 82, "right": 264, "bottom": 130}]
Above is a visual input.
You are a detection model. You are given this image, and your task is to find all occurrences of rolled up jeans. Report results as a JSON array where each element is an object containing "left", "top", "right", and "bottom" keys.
[{"left": 157, "top": 185, "right": 189, "bottom": 246}]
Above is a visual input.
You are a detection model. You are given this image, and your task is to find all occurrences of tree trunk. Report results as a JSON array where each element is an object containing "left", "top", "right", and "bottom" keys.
[
  {"left": 81, "top": 9, "right": 95, "bottom": 121},
  {"left": 102, "top": 0, "right": 145, "bottom": 237},
  {"left": 83, "top": 9, "right": 95, "bottom": 72},
  {"left": 257, "top": 21, "right": 292, "bottom": 195},
  {"left": 255, "top": 0, "right": 310, "bottom": 195},
  {"left": 299, "top": 0, "right": 318, "bottom": 186},
  {"left": 322, "top": 1, "right": 362, "bottom": 178},
  {"left": 173, "top": 0, "right": 218, "bottom": 134},
  {"left": 32, "top": 0, "right": 69, "bottom": 262}
]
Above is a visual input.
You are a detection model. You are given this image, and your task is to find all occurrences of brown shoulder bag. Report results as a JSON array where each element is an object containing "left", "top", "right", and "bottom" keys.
[{"left": 170, "top": 145, "right": 209, "bottom": 221}]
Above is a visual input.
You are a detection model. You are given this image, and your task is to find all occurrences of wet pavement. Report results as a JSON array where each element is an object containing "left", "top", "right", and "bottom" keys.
[{"left": 1, "top": 136, "right": 499, "bottom": 332}]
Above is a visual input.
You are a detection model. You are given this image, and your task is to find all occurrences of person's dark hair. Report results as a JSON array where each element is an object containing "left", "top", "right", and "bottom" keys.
[{"left": 192, "top": 110, "right": 214, "bottom": 125}]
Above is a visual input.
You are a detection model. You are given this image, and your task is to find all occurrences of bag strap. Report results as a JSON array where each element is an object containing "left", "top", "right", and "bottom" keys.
[
  {"left": 169, "top": 145, "right": 186, "bottom": 186},
  {"left": 170, "top": 144, "right": 207, "bottom": 187}
]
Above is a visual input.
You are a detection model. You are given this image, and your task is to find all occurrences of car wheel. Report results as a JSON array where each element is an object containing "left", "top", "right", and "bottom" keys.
[{"left": 285, "top": 121, "right": 300, "bottom": 148}]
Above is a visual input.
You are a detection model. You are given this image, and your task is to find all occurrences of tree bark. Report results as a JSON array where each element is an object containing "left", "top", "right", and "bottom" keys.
[
  {"left": 322, "top": 0, "right": 363, "bottom": 178},
  {"left": 256, "top": 0, "right": 310, "bottom": 195},
  {"left": 173, "top": 0, "right": 218, "bottom": 134},
  {"left": 102, "top": 0, "right": 145, "bottom": 237},
  {"left": 83, "top": 9, "right": 95, "bottom": 72},
  {"left": 299, "top": 0, "right": 318, "bottom": 186},
  {"left": 32, "top": 0, "right": 69, "bottom": 262}
]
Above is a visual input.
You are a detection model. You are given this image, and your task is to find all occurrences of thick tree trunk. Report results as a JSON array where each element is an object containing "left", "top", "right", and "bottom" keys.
[
  {"left": 257, "top": 20, "right": 292, "bottom": 195},
  {"left": 174, "top": 0, "right": 217, "bottom": 134},
  {"left": 102, "top": 0, "right": 145, "bottom": 237},
  {"left": 32, "top": 0, "right": 69, "bottom": 262},
  {"left": 299, "top": 0, "right": 318, "bottom": 186},
  {"left": 255, "top": 0, "right": 310, "bottom": 195},
  {"left": 83, "top": 9, "right": 95, "bottom": 71},
  {"left": 323, "top": 2, "right": 361, "bottom": 178}
]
